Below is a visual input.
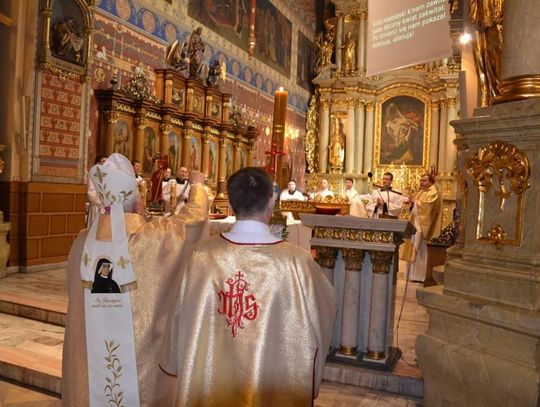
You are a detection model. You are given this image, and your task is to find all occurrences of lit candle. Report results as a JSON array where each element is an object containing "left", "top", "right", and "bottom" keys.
[{"left": 272, "top": 87, "right": 288, "bottom": 146}]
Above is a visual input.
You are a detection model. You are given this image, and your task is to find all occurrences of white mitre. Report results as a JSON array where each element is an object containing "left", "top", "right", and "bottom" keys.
[{"left": 80, "top": 153, "right": 138, "bottom": 290}]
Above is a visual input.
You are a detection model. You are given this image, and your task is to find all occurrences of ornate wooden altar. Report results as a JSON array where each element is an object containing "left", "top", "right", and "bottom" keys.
[{"left": 94, "top": 68, "right": 258, "bottom": 199}]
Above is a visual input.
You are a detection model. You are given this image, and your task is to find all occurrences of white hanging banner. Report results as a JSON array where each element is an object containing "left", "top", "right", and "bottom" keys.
[{"left": 366, "top": 0, "right": 452, "bottom": 77}]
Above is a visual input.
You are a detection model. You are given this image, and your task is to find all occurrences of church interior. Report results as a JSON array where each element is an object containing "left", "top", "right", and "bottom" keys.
[{"left": 1, "top": 0, "right": 540, "bottom": 405}]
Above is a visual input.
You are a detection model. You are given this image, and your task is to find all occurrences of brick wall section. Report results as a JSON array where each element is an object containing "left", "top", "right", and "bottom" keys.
[{"left": 0, "top": 182, "right": 86, "bottom": 267}]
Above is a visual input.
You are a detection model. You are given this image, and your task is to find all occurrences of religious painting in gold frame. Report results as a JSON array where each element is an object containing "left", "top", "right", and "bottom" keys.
[
  {"left": 374, "top": 89, "right": 431, "bottom": 169},
  {"left": 39, "top": 0, "right": 94, "bottom": 80},
  {"left": 208, "top": 138, "right": 218, "bottom": 186},
  {"left": 188, "top": 133, "right": 202, "bottom": 171},
  {"left": 142, "top": 126, "right": 158, "bottom": 175},
  {"left": 111, "top": 120, "right": 131, "bottom": 158}
]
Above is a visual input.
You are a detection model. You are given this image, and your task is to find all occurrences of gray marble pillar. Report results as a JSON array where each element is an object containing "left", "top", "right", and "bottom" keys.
[
  {"left": 437, "top": 101, "right": 448, "bottom": 173},
  {"left": 445, "top": 98, "right": 458, "bottom": 173},
  {"left": 365, "top": 251, "right": 394, "bottom": 360},
  {"left": 339, "top": 249, "right": 365, "bottom": 356}
]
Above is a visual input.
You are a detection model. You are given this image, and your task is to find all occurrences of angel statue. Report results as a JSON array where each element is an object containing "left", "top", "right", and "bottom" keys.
[
  {"left": 207, "top": 60, "right": 227, "bottom": 87},
  {"left": 166, "top": 39, "right": 189, "bottom": 72}
]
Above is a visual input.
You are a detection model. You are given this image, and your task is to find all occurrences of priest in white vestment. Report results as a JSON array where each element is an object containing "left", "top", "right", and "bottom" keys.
[
  {"left": 310, "top": 178, "right": 335, "bottom": 200},
  {"left": 366, "top": 172, "right": 404, "bottom": 218},
  {"left": 341, "top": 177, "right": 368, "bottom": 217},
  {"left": 160, "top": 167, "right": 337, "bottom": 406},
  {"left": 280, "top": 179, "right": 305, "bottom": 201},
  {"left": 62, "top": 154, "right": 209, "bottom": 407}
]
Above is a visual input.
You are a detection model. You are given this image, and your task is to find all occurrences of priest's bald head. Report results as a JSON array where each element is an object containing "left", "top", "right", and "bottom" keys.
[{"left": 227, "top": 167, "right": 274, "bottom": 222}]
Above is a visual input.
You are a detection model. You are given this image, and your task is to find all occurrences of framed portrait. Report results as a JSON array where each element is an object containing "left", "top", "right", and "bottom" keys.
[
  {"left": 112, "top": 120, "right": 131, "bottom": 157},
  {"left": 375, "top": 91, "right": 431, "bottom": 168},
  {"left": 208, "top": 139, "right": 218, "bottom": 185},
  {"left": 189, "top": 135, "right": 201, "bottom": 171},
  {"left": 167, "top": 131, "right": 181, "bottom": 174},
  {"left": 142, "top": 127, "right": 157, "bottom": 174}
]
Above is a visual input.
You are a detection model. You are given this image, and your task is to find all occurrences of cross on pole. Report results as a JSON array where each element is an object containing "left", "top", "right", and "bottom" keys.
[{"left": 264, "top": 143, "right": 286, "bottom": 176}]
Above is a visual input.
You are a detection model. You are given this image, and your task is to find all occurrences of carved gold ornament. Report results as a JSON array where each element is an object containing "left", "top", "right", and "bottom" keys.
[
  {"left": 305, "top": 93, "right": 320, "bottom": 173},
  {"left": 313, "top": 227, "right": 394, "bottom": 244},
  {"left": 467, "top": 141, "right": 530, "bottom": 248},
  {"left": 467, "top": 141, "right": 530, "bottom": 211}
]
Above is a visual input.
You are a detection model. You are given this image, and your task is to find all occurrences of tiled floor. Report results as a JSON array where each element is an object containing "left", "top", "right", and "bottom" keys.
[{"left": 0, "top": 262, "right": 427, "bottom": 405}]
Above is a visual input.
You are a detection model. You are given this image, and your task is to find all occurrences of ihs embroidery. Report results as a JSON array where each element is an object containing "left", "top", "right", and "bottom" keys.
[{"left": 218, "top": 271, "right": 259, "bottom": 337}]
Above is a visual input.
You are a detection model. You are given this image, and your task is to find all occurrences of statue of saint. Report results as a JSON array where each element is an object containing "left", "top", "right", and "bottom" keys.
[
  {"left": 328, "top": 117, "right": 345, "bottom": 170},
  {"left": 341, "top": 31, "right": 356, "bottom": 73},
  {"left": 188, "top": 27, "right": 206, "bottom": 78},
  {"left": 470, "top": 0, "right": 504, "bottom": 106},
  {"left": 315, "top": 18, "right": 336, "bottom": 73}
]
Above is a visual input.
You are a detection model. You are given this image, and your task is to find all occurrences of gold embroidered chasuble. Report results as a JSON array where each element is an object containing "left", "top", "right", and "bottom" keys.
[
  {"left": 160, "top": 235, "right": 337, "bottom": 406},
  {"left": 400, "top": 185, "right": 441, "bottom": 262},
  {"left": 62, "top": 185, "right": 208, "bottom": 407}
]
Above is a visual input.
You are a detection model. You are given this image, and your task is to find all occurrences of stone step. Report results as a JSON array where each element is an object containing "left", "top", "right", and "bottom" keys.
[
  {"left": 323, "top": 362, "right": 423, "bottom": 399},
  {"left": 0, "top": 288, "right": 66, "bottom": 326},
  {"left": 0, "top": 313, "right": 62, "bottom": 395}
]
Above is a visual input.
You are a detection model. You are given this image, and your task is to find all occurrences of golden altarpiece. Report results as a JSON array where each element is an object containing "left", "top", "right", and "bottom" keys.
[
  {"left": 95, "top": 68, "right": 258, "bottom": 209},
  {"left": 305, "top": 0, "right": 462, "bottom": 231}
]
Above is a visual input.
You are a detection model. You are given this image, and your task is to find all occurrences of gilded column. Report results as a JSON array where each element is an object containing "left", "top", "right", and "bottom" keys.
[
  {"left": 320, "top": 100, "right": 330, "bottom": 173},
  {"left": 160, "top": 121, "right": 171, "bottom": 162},
  {"left": 445, "top": 97, "right": 458, "bottom": 173},
  {"left": 498, "top": 0, "right": 540, "bottom": 102},
  {"left": 217, "top": 134, "right": 228, "bottom": 197},
  {"left": 233, "top": 136, "right": 242, "bottom": 172},
  {"left": 336, "top": 15, "right": 343, "bottom": 71},
  {"left": 339, "top": 248, "right": 365, "bottom": 356},
  {"left": 365, "top": 250, "right": 394, "bottom": 360},
  {"left": 437, "top": 101, "right": 448, "bottom": 173},
  {"left": 202, "top": 128, "right": 211, "bottom": 180},
  {"left": 363, "top": 103, "right": 375, "bottom": 173},
  {"left": 134, "top": 116, "right": 148, "bottom": 166},
  {"left": 182, "top": 120, "right": 193, "bottom": 167},
  {"left": 345, "top": 100, "right": 355, "bottom": 173},
  {"left": 429, "top": 101, "right": 440, "bottom": 169},
  {"left": 355, "top": 101, "right": 365, "bottom": 173},
  {"left": 313, "top": 246, "right": 338, "bottom": 287}
]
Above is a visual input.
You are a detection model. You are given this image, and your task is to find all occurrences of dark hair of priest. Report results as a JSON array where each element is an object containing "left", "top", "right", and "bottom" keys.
[
  {"left": 345, "top": 177, "right": 353, "bottom": 182},
  {"left": 94, "top": 155, "right": 107, "bottom": 165},
  {"left": 422, "top": 173, "right": 435, "bottom": 184},
  {"left": 131, "top": 159, "right": 140, "bottom": 165},
  {"left": 227, "top": 167, "right": 273, "bottom": 217},
  {"left": 383, "top": 172, "right": 393, "bottom": 180}
]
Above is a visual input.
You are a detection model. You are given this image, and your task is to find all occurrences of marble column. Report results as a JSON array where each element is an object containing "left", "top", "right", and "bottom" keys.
[
  {"left": 339, "top": 248, "right": 365, "bottom": 356},
  {"left": 498, "top": 0, "right": 540, "bottom": 103},
  {"left": 429, "top": 101, "right": 440, "bottom": 169},
  {"left": 355, "top": 102, "right": 365, "bottom": 173},
  {"left": 320, "top": 101, "right": 330, "bottom": 173},
  {"left": 336, "top": 15, "right": 343, "bottom": 71},
  {"left": 363, "top": 103, "right": 375, "bottom": 174},
  {"left": 365, "top": 251, "right": 393, "bottom": 360},
  {"left": 437, "top": 101, "right": 448, "bottom": 173},
  {"left": 445, "top": 98, "right": 458, "bottom": 173},
  {"left": 313, "top": 246, "right": 338, "bottom": 289},
  {"left": 357, "top": 16, "right": 365, "bottom": 72},
  {"left": 345, "top": 101, "right": 355, "bottom": 173}
]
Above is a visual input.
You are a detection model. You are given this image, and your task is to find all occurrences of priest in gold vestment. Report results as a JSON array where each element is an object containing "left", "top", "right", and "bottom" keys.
[
  {"left": 62, "top": 167, "right": 209, "bottom": 406},
  {"left": 160, "top": 167, "right": 337, "bottom": 406},
  {"left": 401, "top": 174, "right": 441, "bottom": 282}
]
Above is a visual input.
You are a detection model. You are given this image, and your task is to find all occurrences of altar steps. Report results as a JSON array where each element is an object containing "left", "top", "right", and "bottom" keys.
[{"left": 0, "top": 268, "right": 424, "bottom": 402}]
